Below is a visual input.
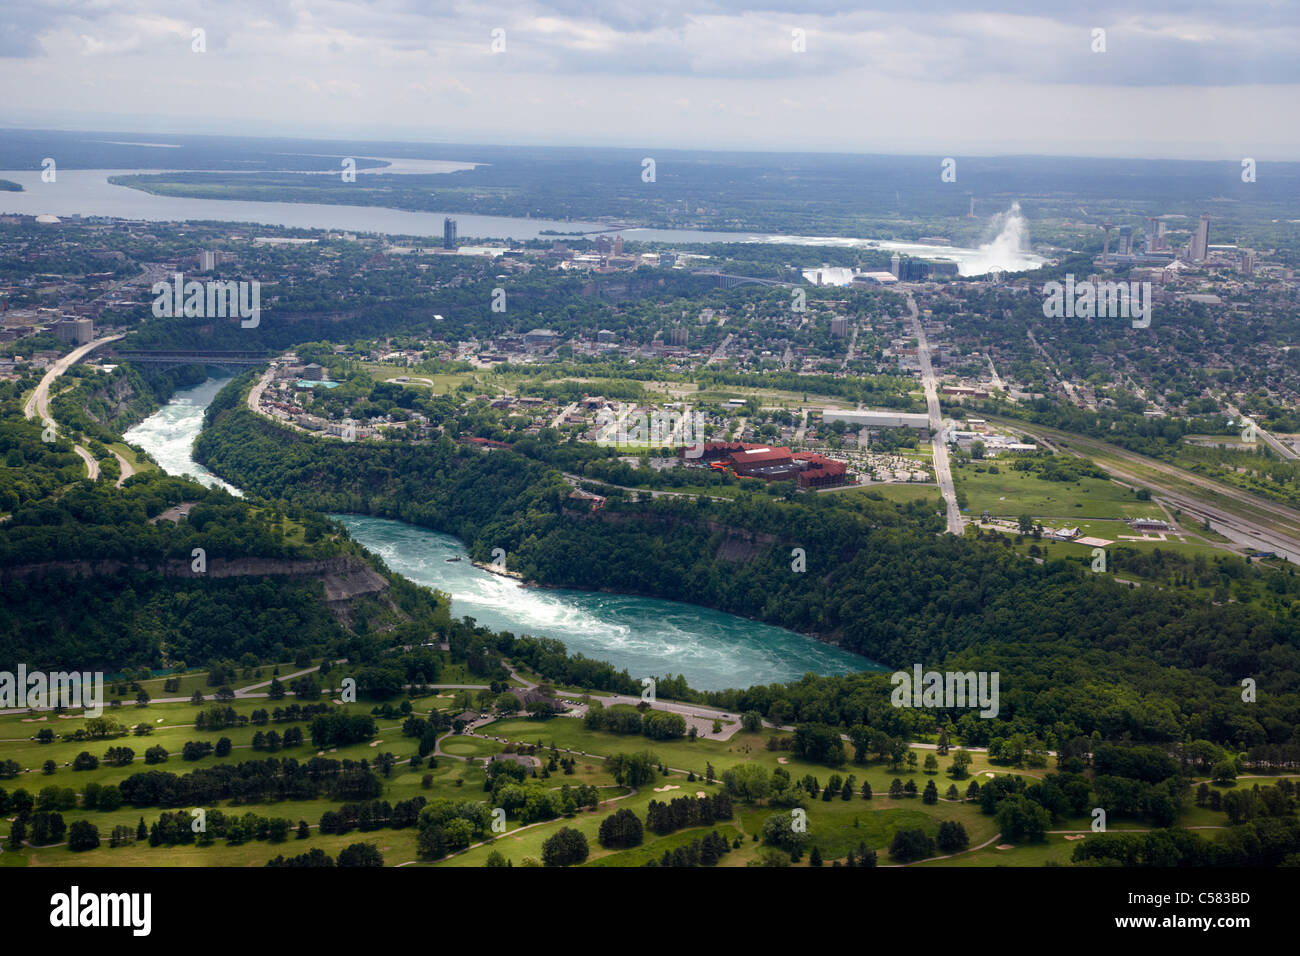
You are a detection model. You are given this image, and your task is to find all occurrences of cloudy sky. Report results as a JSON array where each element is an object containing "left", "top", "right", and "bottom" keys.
[{"left": 2, "top": 0, "right": 1298, "bottom": 158}]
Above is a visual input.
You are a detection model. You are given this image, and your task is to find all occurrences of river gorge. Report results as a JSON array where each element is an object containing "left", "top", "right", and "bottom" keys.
[{"left": 125, "top": 378, "right": 883, "bottom": 690}]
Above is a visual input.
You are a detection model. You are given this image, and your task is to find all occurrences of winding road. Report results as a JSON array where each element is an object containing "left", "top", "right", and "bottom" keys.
[{"left": 23, "top": 334, "right": 124, "bottom": 481}]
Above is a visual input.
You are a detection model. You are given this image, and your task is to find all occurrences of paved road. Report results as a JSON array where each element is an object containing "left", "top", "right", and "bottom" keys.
[
  {"left": 73, "top": 445, "right": 99, "bottom": 481},
  {"left": 23, "top": 334, "right": 125, "bottom": 481},
  {"left": 24, "top": 334, "right": 125, "bottom": 424},
  {"left": 111, "top": 449, "right": 134, "bottom": 487},
  {"left": 1227, "top": 403, "right": 1297, "bottom": 461},
  {"left": 908, "top": 297, "right": 963, "bottom": 535}
]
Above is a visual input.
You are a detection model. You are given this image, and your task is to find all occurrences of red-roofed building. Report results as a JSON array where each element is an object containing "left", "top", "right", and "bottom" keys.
[{"left": 792, "top": 452, "right": 848, "bottom": 489}]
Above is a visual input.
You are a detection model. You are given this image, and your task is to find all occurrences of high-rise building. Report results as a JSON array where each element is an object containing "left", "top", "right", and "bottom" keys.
[
  {"left": 1191, "top": 214, "right": 1210, "bottom": 262},
  {"left": 443, "top": 217, "right": 457, "bottom": 250},
  {"left": 1240, "top": 251, "right": 1256, "bottom": 276},
  {"left": 890, "top": 252, "right": 901, "bottom": 278},
  {"left": 613, "top": 235, "right": 623, "bottom": 256},
  {"left": 830, "top": 316, "right": 848, "bottom": 337},
  {"left": 55, "top": 317, "right": 93, "bottom": 345},
  {"left": 197, "top": 250, "right": 217, "bottom": 272},
  {"left": 1118, "top": 225, "right": 1132, "bottom": 257},
  {"left": 1145, "top": 217, "right": 1162, "bottom": 252}
]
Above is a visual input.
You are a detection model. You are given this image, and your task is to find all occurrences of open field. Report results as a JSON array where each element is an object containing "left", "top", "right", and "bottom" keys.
[
  {"left": 952, "top": 461, "right": 1164, "bottom": 520},
  {"left": 1, "top": 693, "right": 1276, "bottom": 868}
]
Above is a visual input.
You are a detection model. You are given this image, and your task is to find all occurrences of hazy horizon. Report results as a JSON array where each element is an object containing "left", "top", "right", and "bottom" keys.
[{"left": 2, "top": 0, "right": 1297, "bottom": 161}]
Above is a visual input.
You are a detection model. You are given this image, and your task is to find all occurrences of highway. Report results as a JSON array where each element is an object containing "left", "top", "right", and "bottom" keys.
[
  {"left": 908, "top": 296, "right": 964, "bottom": 535},
  {"left": 23, "top": 334, "right": 124, "bottom": 481},
  {"left": 1000, "top": 417, "right": 1300, "bottom": 563},
  {"left": 1227, "top": 403, "right": 1298, "bottom": 461}
]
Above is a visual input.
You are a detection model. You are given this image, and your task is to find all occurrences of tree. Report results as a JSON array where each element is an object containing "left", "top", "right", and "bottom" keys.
[
  {"left": 541, "top": 826, "right": 589, "bottom": 867},
  {"left": 485, "top": 849, "right": 508, "bottom": 867},
  {"left": 606, "top": 751, "right": 658, "bottom": 788},
  {"left": 809, "top": 845, "right": 823, "bottom": 867},
  {"left": 923, "top": 780, "right": 939, "bottom": 804},
  {"left": 761, "top": 812, "right": 809, "bottom": 855},
  {"left": 995, "top": 795, "right": 1050, "bottom": 843},
  {"left": 1212, "top": 761, "right": 1237, "bottom": 785},
  {"left": 949, "top": 749, "right": 973, "bottom": 779},
  {"left": 722, "top": 763, "right": 771, "bottom": 803},
  {"left": 598, "top": 808, "right": 643, "bottom": 849},
  {"left": 72, "top": 751, "right": 98, "bottom": 771},
  {"left": 888, "top": 828, "right": 936, "bottom": 863},
  {"left": 338, "top": 842, "right": 384, "bottom": 867},
  {"left": 68, "top": 820, "right": 100, "bottom": 852},
  {"left": 924, "top": 753, "right": 939, "bottom": 774},
  {"left": 936, "top": 821, "right": 969, "bottom": 853}
]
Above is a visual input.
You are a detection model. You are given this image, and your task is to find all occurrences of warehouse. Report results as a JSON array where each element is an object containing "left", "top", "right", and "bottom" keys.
[{"left": 822, "top": 409, "right": 930, "bottom": 430}]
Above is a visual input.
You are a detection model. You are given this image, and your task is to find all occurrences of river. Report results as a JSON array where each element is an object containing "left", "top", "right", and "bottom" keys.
[
  {"left": 0, "top": 168, "right": 1045, "bottom": 274},
  {"left": 125, "top": 377, "right": 884, "bottom": 690}
]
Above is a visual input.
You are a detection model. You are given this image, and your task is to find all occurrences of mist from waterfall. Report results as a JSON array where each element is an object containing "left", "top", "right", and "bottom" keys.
[{"left": 961, "top": 201, "right": 1038, "bottom": 275}]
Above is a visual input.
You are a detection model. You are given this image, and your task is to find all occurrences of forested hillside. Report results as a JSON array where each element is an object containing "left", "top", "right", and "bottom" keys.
[
  {"left": 0, "top": 379, "right": 450, "bottom": 674},
  {"left": 196, "top": 378, "right": 1300, "bottom": 752}
]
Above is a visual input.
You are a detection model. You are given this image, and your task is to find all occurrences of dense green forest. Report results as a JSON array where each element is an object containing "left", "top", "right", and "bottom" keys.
[
  {"left": 196, "top": 377, "right": 1300, "bottom": 752},
  {"left": 0, "top": 385, "right": 450, "bottom": 672}
]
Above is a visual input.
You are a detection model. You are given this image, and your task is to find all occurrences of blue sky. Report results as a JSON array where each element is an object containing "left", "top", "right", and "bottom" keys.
[{"left": 2, "top": 0, "right": 1298, "bottom": 158}]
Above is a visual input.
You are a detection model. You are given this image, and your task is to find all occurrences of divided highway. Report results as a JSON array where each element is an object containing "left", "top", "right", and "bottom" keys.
[{"left": 909, "top": 296, "right": 964, "bottom": 535}]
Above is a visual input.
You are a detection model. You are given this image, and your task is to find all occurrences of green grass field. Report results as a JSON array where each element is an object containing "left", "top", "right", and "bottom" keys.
[
  {"left": 1, "top": 696, "right": 1273, "bottom": 868},
  {"left": 953, "top": 461, "right": 1164, "bottom": 520}
]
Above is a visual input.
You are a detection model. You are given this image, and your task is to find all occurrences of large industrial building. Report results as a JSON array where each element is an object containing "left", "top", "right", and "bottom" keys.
[
  {"left": 822, "top": 409, "right": 930, "bottom": 430},
  {"left": 680, "top": 441, "right": 848, "bottom": 489}
]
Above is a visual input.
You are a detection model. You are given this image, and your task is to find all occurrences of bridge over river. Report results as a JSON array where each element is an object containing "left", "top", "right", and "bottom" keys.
[{"left": 113, "top": 349, "right": 271, "bottom": 367}]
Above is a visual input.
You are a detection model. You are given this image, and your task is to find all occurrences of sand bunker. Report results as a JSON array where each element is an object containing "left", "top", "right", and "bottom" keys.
[
  {"left": 369, "top": 740, "right": 382, "bottom": 747},
  {"left": 696, "top": 791, "right": 707, "bottom": 798},
  {"left": 996, "top": 844, "right": 1013, "bottom": 850},
  {"left": 777, "top": 757, "right": 789, "bottom": 764},
  {"left": 653, "top": 784, "right": 681, "bottom": 793},
  {"left": 1064, "top": 834, "right": 1086, "bottom": 841}
]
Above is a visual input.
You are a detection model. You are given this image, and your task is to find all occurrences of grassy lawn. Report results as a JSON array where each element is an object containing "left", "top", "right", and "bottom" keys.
[
  {"left": 5, "top": 700, "right": 1261, "bottom": 868},
  {"left": 835, "top": 484, "right": 940, "bottom": 505},
  {"left": 438, "top": 735, "right": 501, "bottom": 759},
  {"left": 108, "top": 441, "right": 157, "bottom": 475},
  {"left": 953, "top": 461, "right": 1164, "bottom": 520}
]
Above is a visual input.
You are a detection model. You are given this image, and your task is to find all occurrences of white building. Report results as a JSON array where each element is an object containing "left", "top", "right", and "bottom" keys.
[{"left": 823, "top": 409, "right": 930, "bottom": 430}]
